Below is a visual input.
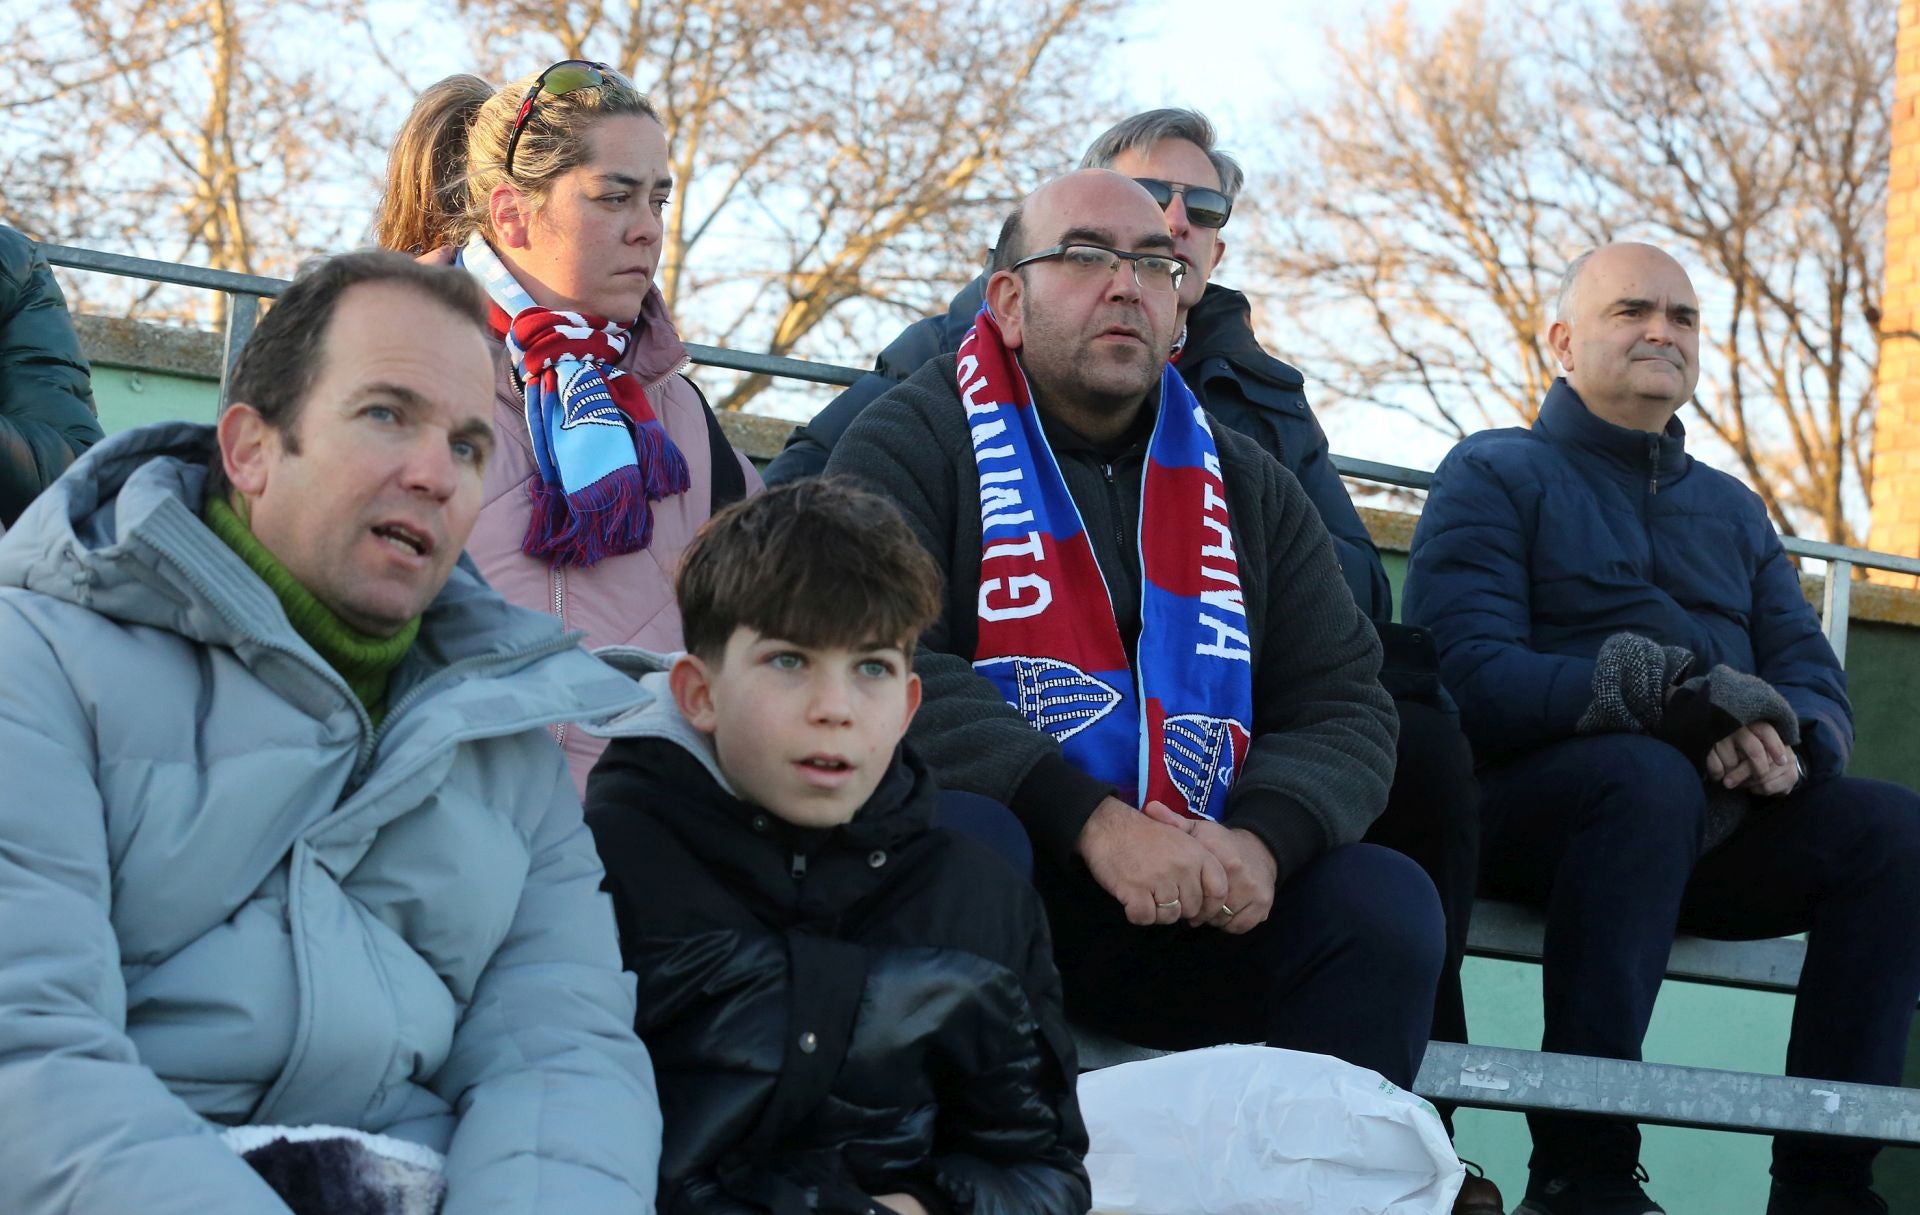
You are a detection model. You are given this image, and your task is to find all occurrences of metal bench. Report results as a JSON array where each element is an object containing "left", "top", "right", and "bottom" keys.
[
  {"left": 1073, "top": 898, "right": 1920, "bottom": 1143},
  {"left": 1416, "top": 1043, "right": 1920, "bottom": 1141},
  {"left": 1466, "top": 897, "right": 1814, "bottom": 996}
]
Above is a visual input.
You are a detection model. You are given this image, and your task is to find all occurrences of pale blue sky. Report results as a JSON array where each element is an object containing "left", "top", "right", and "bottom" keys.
[{"left": 1106, "top": 0, "right": 1464, "bottom": 474}]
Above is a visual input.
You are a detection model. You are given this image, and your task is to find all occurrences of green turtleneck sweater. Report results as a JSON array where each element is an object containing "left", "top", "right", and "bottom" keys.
[{"left": 205, "top": 495, "right": 420, "bottom": 725}]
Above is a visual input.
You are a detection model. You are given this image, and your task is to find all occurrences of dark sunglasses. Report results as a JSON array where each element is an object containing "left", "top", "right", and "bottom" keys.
[
  {"left": 504, "top": 60, "right": 612, "bottom": 178},
  {"left": 1133, "top": 177, "right": 1233, "bottom": 230}
]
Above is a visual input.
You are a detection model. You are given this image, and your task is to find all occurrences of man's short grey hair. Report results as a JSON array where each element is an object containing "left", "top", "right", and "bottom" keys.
[
  {"left": 990, "top": 206, "right": 1027, "bottom": 275},
  {"left": 1079, "top": 108, "right": 1245, "bottom": 201},
  {"left": 1555, "top": 249, "right": 1599, "bottom": 321}
]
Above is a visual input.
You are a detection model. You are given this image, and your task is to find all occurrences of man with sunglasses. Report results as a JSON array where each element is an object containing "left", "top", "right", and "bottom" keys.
[{"left": 826, "top": 168, "right": 1446, "bottom": 1104}]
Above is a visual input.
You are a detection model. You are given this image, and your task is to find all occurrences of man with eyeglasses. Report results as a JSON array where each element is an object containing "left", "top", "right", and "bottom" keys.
[
  {"left": 826, "top": 168, "right": 1446, "bottom": 1100},
  {"left": 793, "top": 108, "right": 1494, "bottom": 1211}
]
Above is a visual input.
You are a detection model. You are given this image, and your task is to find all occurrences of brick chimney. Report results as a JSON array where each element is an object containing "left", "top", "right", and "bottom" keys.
[{"left": 1869, "top": 0, "right": 1920, "bottom": 582}]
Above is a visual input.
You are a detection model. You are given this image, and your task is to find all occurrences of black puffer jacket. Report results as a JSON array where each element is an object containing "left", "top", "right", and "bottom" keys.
[
  {"left": 584, "top": 665, "right": 1090, "bottom": 1215},
  {"left": 0, "top": 226, "right": 102, "bottom": 527}
]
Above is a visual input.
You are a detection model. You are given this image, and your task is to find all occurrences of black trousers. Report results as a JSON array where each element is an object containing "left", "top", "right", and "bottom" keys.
[
  {"left": 1363, "top": 697, "right": 1481, "bottom": 1054},
  {"left": 1480, "top": 733, "right": 1920, "bottom": 1187},
  {"left": 1038, "top": 840, "right": 1445, "bottom": 1089}
]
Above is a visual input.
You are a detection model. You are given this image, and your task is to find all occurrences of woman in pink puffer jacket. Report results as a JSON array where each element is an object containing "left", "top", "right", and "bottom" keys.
[{"left": 375, "top": 63, "right": 760, "bottom": 790}]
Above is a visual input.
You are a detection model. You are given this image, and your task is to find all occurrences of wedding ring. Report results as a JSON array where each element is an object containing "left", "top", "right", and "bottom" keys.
[{"left": 1220, "top": 904, "right": 1237, "bottom": 918}]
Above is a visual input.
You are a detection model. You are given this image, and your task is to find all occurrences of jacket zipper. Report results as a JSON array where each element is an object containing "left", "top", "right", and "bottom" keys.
[
  {"left": 1646, "top": 434, "right": 1661, "bottom": 496},
  {"left": 1101, "top": 463, "right": 1129, "bottom": 560},
  {"left": 1108, "top": 457, "right": 1153, "bottom": 720},
  {"left": 550, "top": 565, "right": 570, "bottom": 751},
  {"left": 154, "top": 542, "right": 377, "bottom": 760},
  {"left": 790, "top": 852, "right": 808, "bottom": 881}
]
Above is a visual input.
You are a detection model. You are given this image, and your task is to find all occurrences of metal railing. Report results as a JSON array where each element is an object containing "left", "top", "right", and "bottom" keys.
[{"left": 48, "top": 242, "right": 1920, "bottom": 665}]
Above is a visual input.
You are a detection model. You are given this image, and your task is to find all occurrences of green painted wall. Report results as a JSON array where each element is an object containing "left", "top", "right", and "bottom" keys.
[
  {"left": 90, "top": 375, "right": 1920, "bottom": 1210},
  {"left": 90, "top": 366, "right": 219, "bottom": 434}
]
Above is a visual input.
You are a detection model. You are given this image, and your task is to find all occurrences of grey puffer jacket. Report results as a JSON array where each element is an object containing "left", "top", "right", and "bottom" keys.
[
  {"left": 0, "top": 225, "right": 103, "bottom": 526},
  {"left": 0, "top": 424, "right": 660, "bottom": 1214}
]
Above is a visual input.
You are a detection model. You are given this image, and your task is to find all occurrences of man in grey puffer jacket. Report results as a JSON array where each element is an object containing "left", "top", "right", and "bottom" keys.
[{"left": 0, "top": 252, "right": 660, "bottom": 1214}]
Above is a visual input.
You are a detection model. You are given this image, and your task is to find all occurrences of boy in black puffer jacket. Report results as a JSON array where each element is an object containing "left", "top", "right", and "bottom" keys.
[{"left": 585, "top": 479, "right": 1090, "bottom": 1215}]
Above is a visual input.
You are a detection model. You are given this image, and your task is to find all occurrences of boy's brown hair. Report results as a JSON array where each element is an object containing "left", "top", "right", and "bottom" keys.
[{"left": 676, "top": 478, "right": 944, "bottom": 664}]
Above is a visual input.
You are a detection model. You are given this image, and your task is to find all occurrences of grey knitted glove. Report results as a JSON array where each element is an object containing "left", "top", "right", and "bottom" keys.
[{"left": 1577, "top": 632, "right": 1696, "bottom": 735}]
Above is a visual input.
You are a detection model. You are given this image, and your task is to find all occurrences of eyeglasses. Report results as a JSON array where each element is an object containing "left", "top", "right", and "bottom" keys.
[
  {"left": 1011, "top": 243, "right": 1186, "bottom": 293},
  {"left": 503, "top": 60, "right": 611, "bottom": 178},
  {"left": 1133, "top": 178, "right": 1233, "bottom": 230}
]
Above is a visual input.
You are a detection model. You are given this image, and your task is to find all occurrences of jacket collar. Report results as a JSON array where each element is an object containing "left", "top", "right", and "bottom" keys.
[
  {"left": 620, "top": 283, "right": 693, "bottom": 385},
  {"left": 1177, "top": 285, "right": 1306, "bottom": 392},
  {"left": 1534, "top": 378, "right": 1691, "bottom": 488},
  {"left": 1035, "top": 386, "right": 1159, "bottom": 464}
]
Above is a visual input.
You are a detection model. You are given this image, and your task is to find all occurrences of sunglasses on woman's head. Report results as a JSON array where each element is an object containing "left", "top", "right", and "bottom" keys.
[
  {"left": 1133, "top": 178, "right": 1233, "bottom": 230},
  {"left": 504, "top": 60, "right": 612, "bottom": 178}
]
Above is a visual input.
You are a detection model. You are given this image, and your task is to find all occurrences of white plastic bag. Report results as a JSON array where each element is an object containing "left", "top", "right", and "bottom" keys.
[{"left": 1081, "top": 1044, "right": 1463, "bottom": 1215}]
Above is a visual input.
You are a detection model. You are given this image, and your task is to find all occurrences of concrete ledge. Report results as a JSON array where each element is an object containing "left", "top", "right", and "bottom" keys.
[
  {"left": 75, "top": 315, "right": 221, "bottom": 381},
  {"left": 1800, "top": 573, "right": 1920, "bottom": 627},
  {"left": 1359, "top": 504, "right": 1417, "bottom": 553},
  {"left": 1072, "top": 1032, "right": 1920, "bottom": 1142},
  {"left": 77, "top": 312, "right": 805, "bottom": 463},
  {"left": 717, "top": 411, "right": 794, "bottom": 464}
]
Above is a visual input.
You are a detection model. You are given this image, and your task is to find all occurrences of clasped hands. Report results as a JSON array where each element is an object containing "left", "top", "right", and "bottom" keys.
[
  {"left": 1706, "top": 720, "right": 1798, "bottom": 797},
  {"left": 1075, "top": 795, "right": 1277, "bottom": 933}
]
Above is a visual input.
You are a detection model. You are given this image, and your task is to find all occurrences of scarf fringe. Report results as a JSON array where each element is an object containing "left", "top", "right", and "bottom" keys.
[
  {"left": 523, "top": 468, "right": 655, "bottom": 569},
  {"left": 632, "top": 418, "right": 692, "bottom": 502}
]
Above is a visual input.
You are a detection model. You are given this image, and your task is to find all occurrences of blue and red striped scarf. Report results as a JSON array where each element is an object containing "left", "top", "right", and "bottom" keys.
[
  {"left": 461, "top": 234, "right": 689, "bottom": 567},
  {"left": 962, "top": 309, "right": 1254, "bottom": 820}
]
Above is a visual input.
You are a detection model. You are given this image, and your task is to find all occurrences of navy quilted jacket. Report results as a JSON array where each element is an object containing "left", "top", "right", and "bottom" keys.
[{"left": 1403, "top": 380, "right": 1850, "bottom": 779}]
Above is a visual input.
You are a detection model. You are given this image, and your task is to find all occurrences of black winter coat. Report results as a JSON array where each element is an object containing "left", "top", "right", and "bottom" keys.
[
  {"left": 586, "top": 736, "right": 1090, "bottom": 1215},
  {"left": 0, "top": 226, "right": 102, "bottom": 527}
]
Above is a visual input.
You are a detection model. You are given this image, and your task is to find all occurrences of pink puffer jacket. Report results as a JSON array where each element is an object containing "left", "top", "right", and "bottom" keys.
[{"left": 458, "top": 270, "right": 762, "bottom": 790}]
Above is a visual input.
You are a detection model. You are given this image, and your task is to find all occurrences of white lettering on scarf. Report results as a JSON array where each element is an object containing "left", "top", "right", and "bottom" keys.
[
  {"left": 980, "top": 575, "right": 1054, "bottom": 621},
  {"left": 971, "top": 405, "right": 1035, "bottom": 529},
  {"left": 972, "top": 397, "right": 1051, "bottom": 621},
  {"left": 1195, "top": 431, "right": 1250, "bottom": 662},
  {"left": 959, "top": 354, "right": 990, "bottom": 409}
]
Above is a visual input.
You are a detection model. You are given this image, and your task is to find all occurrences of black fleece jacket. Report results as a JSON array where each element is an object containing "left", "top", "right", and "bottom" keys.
[
  {"left": 824, "top": 354, "right": 1397, "bottom": 884},
  {"left": 587, "top": 736, "right": 1089, "bottom": 1215}
]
